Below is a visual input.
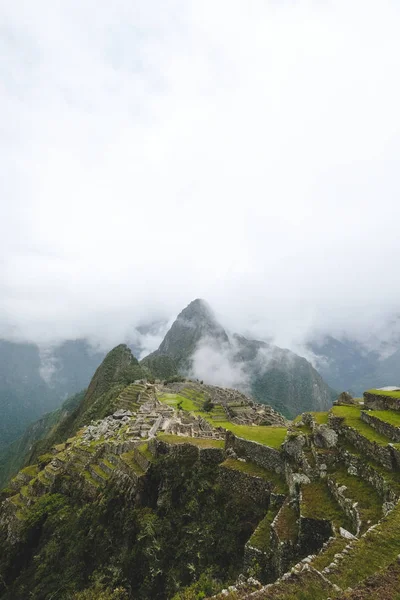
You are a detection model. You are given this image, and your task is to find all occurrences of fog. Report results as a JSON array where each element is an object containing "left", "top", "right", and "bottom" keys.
[{"left": 2, "top": 1, "right": 400, "bottom": 352}]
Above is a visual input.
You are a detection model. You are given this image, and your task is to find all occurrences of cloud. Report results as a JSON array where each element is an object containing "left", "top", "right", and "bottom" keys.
[
  {"left": 190, "top": 336, "right": 250, "bottom": 390},
  {"left": 1, "top": 1, "right": 400, "bottom": 348}
]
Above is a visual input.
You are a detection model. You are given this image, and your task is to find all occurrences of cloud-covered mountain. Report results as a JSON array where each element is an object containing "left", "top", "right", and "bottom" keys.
[{"left": 144, "top": 299, "right": 336, "bottom": 417}]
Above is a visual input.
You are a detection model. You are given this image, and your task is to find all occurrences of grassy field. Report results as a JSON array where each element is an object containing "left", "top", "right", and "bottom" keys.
[
  {"left": 301, "top": 480, "right": 354, "bottom": 531},
  {"left": 158, "top": 392, "right": 288, "bottom": 448},
  {"left": 217, "top": 422, "right": 287, "bottom": 448},
  {"left": 220, "top": 458, "right": 288, "bottom": 492},
  {"left": 331, "top": 405, "right": 392, "bottom": 445},
  {"left": 368, "top": 409, "right": 400, "bottom": 427},
  {"left": 367, "top": 389, "right": 400, "bottom": 398},
  {"left": 157, "top": 434, "right": 224, "bottom": 448}
]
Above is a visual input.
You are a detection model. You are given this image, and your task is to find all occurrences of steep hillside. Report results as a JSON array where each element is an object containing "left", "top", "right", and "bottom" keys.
[
  {"left": 2, "top": 377, "right": 400, "bottom": 599},
  {"left": 144, "top": 299, "right": 336, "bottom": 417}
]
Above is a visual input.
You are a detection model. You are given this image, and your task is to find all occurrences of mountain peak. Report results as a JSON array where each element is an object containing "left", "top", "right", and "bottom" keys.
[{"left": 154, "top": 299, "right": 229, "bottom": 369}]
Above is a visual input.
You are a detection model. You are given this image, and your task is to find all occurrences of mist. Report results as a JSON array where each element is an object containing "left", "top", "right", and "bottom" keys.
[{"left": 2, "top": 1, "right": 400, "bottom": 352}]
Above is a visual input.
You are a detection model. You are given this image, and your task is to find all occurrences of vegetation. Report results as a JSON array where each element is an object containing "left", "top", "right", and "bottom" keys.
[
  {"left": 331, "top": 405, "right": 392, "bottom": 445},
  {"left": 367, "top": 409, "right": 400, "bottom": 427},
  {"left": 301, "top": 481, "right": 353, "bottom": 532},
  {"left": 248, "top": 507, "right": 279, "bottom": 552},
  {"left": 367, "top": 388, "right": 400, "bottom": 398},
  {"left": 157, "top": 434, "right": 224, "bottom": 449}
]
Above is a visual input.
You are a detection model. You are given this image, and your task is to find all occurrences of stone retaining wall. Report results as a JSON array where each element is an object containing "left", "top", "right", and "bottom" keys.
[
  {"left": 364, "top": 392, "right": 400, "bottom": 412},
  {"left": 361, "top": 411, "right": 400, "bottom": 442},
  {"left": 225, "top": 432, "right": 284, "bottom": 473},
  {"left": 217, "top": 464, "right": 271, "bottom": 507},
  {"left": 338, "top": 447, "right": 399, "bottom": 502},
  {"left": 330, "top": 420, "right": 395, "bottom": 471},
  {"left": 326, "top": 476, "right": 361, "bottom": 535}
]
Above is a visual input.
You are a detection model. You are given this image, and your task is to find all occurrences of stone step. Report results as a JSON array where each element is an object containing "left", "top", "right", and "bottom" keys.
[
  {"left": 98, "top": 458, "right": 117, "bottom": 476},
  {"left": 327, "top": 467, "right": 383, "bottom": 535},
  {"left": 88, "top": 463, "right": 110, "bottom": 484},
  {"left": 361, "top": 410, "right": 400, "bottom": 443}
]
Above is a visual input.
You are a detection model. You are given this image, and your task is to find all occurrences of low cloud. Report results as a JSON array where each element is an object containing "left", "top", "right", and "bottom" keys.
[{"left": 2, "top": 2, "right": 400, "bottom": 350}]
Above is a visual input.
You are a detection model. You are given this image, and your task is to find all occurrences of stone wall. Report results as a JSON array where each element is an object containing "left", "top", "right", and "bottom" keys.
[
  {"left": 329, "top": 419, "right": 395, "bottom": 471},
  {"left": 326, "top": 476, "right": 361, "bottom": 535},
  {"left": 364, "top": 392, "right": 400, "bottom": 412},
  {"left": 338, "top": 447, "right": 399, "bottom": 502},
  {"left": 225, "top": 432, "right": 284, "bottom": 473},
  {"left": 298, "top": 515, "right": 333, "bottom": 556},
  {"left": 218, "top": 464, "right": 271, "bottom": 507},
  {"left": 361, "top": 411, "right": 400, "bottom": 442}
]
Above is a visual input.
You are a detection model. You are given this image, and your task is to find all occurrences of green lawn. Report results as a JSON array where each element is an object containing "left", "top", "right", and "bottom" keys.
[
  {"left": 158, "top": 393, "right": 199, "bottom": 412},
  {"left": 220, "top": 458, "right": 288, "bottom": 492},
  {"left": 367, "top": 389, "right": 400, "bottom": 399},
  {"left": 248, "top": 506, "right": 279, "bottom": 552},
  {"left": 311, "top": 411, "right": 329, "bottom": 424},
  {"left": 157, "top": 434, "right": 224, "bottom": 448},
  {"left": 331, "top": 405, "right": 392, "bottom": 445},
  {"left": 331, "top": 467, "right": 382, "bottom": 532},
  {"left": 301, "top": 480, "right": 354, "bottom": 532},
  {"left": 216, "top": 422, "right": 287, "bottom": 448},
  {"left": 367, "top": 410, "right": 400, "bottom": 427},
  {"left": 159, "top": 391, "right": 287, "bottom": 448}
]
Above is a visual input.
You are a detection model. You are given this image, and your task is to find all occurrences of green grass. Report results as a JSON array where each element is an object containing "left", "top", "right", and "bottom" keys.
[
  {"left": 329, "top": 500, "right": 400, "bottom": 590},
  {"left": 311, "top": 536, "right": 347, "bottom": 572},
  {"left": 157, "top": 434, "right": 224, "bottom": 449},
  {"left": 120, "top": 451, "right": 146, "bottom": 475},
  {"left": 248, "top": 506, "right": 279, "bottom": 552},
  {"left": 137, "top": 442, "right": 154, "bottom": 462},
  {"left": 82, "top": 470, "right": 101, "bottom": 487},
  {"left": 311, "top": 412, "right": 329, "bottom": 424},
  {"left": 367, "top": 410, "right": 400, "bottom": 427},
  {"left": 301, "top": 481, "right": 354, "bottom": 532},
  {"left": 331, "top": 405, "right": 392, "bottom": 445},
  {"left": 20, "top": 465, "right": 39, "bottom": 478},
  {"left": 220, "top": 458, "right": 288, "bottom": 492},
  {"left": 158, "top": 393, "right": 199, "bottom": 412},
  {"left": 367, "top": 389, "right": 400, "bottom": 398},
  {"left": 331, "top": 467, "right": 382, "bottom": 532},
  {"left": 90, "top": 464, "right": 110, "bottom": 480},
  {"left": 159, "top": 390, "right": 287, "bottom": 448},
  {"left": 274, "top": 501, "right": 298, "bottom": 542},
  {"left": 216, "top": 422, "right": 287, "bottom": 448}
]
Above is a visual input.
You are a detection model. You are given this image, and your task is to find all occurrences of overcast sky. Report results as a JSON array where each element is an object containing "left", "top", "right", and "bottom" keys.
[{"left": 1, "top": 1, "right": 400, "bottom": 349}]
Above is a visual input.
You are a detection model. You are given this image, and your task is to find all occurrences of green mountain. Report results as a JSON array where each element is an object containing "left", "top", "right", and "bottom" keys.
[
  {"left": 144, "top": 299, "right": 336, "bottom": 417},
  {"left": 1, "top": 351, "right": 400, "bottom": 599}
]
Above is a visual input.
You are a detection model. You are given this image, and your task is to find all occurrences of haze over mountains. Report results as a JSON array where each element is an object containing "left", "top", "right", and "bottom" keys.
[{"left": 3, "top": 297, "right": 400, "bottom": 484}]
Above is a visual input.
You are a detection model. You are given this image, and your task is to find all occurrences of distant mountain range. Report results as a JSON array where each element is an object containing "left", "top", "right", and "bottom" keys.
[
  {"left": 2, "top": 299, "right": 400, "bottom": 486},
  {"left": 307, "top": 334, "right": 400, "bottom": 396}
]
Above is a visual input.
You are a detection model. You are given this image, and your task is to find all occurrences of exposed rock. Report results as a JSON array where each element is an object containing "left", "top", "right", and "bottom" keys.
[
  {"left": 314, "top": 425, "right": 338, "bottom": 448},
  {"left": 335, "top": 391, "right": 356, "bottom": 405}
]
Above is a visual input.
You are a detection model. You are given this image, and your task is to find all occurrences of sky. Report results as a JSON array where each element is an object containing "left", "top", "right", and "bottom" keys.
[{"left": 1, "top": 1, "right": 400, "bottom": 350}]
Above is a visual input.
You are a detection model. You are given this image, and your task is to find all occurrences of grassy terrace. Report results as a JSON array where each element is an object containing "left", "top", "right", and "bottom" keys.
[
  {"left": 301, "top": 481, "right": 354, "bottom": 532},
  {"left": 329, "top": 500, "right": 400, "bottom": 592},
  {"left": 367, "top": 388, "right": 400, "bottom": 398},
  {"left": 216, "top": 423, "right": 287, "bottom": 448},
  {"left": 311, "top": 536, "right": 348, "bottom": 572},
  {"left": 159, "top": 392, "right": 288, "bottom": 448},
  {"left": 274, "top": 501, "right": 298, "bottom": 543},
  {"left": 120, "top": 451, "right": 145, "bottom": 475},
  {"left": 311, "top": 411, "right": 329, "bottom": 424},
  {"left": 367, "top": 409, "right": 400, "bottom": 427},
  {"left": 157, "top": 434, "right": 224, "bottom": 448},
  {"left": 339, "top": 439, "right": 400, "bottom": 495},
  {"left": 249, "top": 506, "right": 279, "bottom": 552},
  {"left": 221, "top": 458, "right": 288, "bottom": 493},
  {"left": 137, "top": 442, "right": 154, "bottom": 462},
  {"left": 331, "top": 467, "right": 382, "bottom": 532},
  {"left": 331, "top": 405, "right": 392, "bottom": 445}
]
